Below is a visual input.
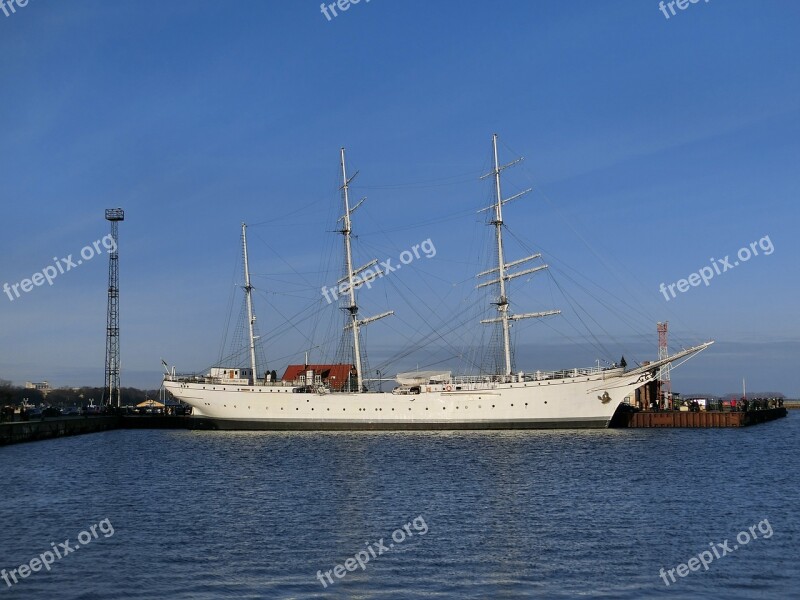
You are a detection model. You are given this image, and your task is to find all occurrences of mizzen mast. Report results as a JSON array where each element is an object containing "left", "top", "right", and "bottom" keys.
[
  {"left": 477, "top": 134, "right": 560, "bottom": 377},
  {"left": 338, "top": 147, "right": 393, "bottom": 391}
]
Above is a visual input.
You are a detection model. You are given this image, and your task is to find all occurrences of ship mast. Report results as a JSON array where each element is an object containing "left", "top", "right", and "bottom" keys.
[
  {"left": 477, "top": 134, "right": 560, "bottom": 377},
  {"left": 241, "top": 223, "right": 258, "bottom": 384},
  {"left": 338, "top": 148, "right": 393, "bottom": 392}
]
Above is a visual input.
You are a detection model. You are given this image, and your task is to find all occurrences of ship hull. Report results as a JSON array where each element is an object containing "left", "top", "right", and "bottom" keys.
[
  {"left": 184, "top": 416, "right": 612, "bottom": 430},
  {"left": 163, "top": 370, "right": 654, "bottom": 431}
]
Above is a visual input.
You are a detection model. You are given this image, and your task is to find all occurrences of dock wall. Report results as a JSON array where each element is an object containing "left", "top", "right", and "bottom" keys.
[{"left": 620, "top": 407, "right": 787, "bottom": 428}]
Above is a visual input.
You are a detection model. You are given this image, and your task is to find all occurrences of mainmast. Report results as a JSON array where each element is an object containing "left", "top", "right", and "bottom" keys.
[
  {"left": 338, "top": 147, "right": 393, "bottom": 392},
  {"left": 476, "top": 134, "right": 560, "bottom": 377},
  {"left": 241, "top": 223, "right": 258, "bottom": 384}
]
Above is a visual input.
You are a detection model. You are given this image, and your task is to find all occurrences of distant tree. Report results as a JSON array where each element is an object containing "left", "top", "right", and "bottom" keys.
[
  {"left": 0, "top": 379, "right": 12, "bottom": 405},
  {"left": 0, "top": 382, "right": 162, "bottom": 407}
]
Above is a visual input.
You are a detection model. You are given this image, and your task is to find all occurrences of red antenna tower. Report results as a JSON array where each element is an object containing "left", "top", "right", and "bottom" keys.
[{"left": 657, "top": 322, "right": 671, "bottom": 408}]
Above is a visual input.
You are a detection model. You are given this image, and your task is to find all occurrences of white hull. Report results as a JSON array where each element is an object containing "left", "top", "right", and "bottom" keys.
[{"left": 163, "top": 369, "right": 655, "bottom": 430}]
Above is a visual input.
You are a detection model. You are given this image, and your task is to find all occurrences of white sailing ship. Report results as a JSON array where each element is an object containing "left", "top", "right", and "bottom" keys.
[{"left": 163, "top": 135, "right": 712, "bottom": 429}]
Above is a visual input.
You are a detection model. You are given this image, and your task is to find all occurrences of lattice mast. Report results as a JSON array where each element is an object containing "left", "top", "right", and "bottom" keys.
[
  {"left": 103, "top": 208, "right": 124, "bottom": 408},
  {"left": 657, "top": 321, "right": 671, "bottom": 405},
  {"left": 338, "top": 148, "right": 393, "bottom": 391},
  {"left": 476, "top": 134, "right": 559, "bottom": 377},
  {"left": 241, "top": 223, "right": 258, "bottom": 384}
]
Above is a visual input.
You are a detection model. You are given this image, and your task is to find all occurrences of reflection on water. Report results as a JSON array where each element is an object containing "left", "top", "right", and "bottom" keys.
[{"left": 1, "top": 421, "right": 798, "bottom": 598}]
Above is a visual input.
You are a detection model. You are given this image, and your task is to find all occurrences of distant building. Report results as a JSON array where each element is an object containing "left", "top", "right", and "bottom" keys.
[
  {"left": 24, "top": 381, "right": 51, "bottom": 395},
  {"left": 281, "top": 364, "right": 355, "bottom": 391}
]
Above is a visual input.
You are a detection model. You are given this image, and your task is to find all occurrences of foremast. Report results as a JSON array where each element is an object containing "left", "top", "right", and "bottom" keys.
[
  {"left": 477, "top": 134, "right": 560, "bottom": 377},
  {"left": 241, "top": 223, "right": 258, "bottom": 385},
  {"left": 338, "top": 148, "right": 393, "bottom": 391}
]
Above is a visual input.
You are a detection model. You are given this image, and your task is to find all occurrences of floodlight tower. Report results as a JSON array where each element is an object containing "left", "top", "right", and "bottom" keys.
[
  {"left": 103, "top": 208, "right": 124, "bottom": 409},
  {"left": 657, "top": 322, "right": 671, "bottom": 408}
]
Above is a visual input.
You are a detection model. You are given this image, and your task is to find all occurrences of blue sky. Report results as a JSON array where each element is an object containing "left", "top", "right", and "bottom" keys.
[{"left": 0, "top": 0, "right": 798, "bottom": 396}]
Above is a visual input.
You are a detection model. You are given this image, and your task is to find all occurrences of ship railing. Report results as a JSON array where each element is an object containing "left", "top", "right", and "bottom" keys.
[
  {"left": 448, "top": 365, "right": 617, "bottom": 386},
  {"left": 524, "top": 366, "right": 614, "bottom": 381},
  {"left": 163, "top": 373, "right": 296, "bottom": 387}
]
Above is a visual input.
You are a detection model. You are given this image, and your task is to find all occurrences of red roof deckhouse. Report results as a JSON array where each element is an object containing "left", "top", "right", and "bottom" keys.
[{"left": 280, "top": 364, "right": 355, "bottom": 391}]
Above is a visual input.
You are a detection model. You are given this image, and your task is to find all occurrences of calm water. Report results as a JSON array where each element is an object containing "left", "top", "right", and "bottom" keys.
[{"left": 1, "top": 417, "right": 798, "bottom": 599}]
